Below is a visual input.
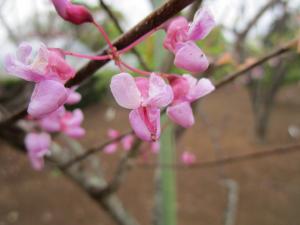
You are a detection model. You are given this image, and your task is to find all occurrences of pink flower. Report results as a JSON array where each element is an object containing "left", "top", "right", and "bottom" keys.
[
  {"left": 66, "top": 88, "right": 82, "bottom": 105},
  {"left": 150, "top": 141, "right": 160, "bottom": 154},
  {"left": 103, "top": 128, "right": 120, "bottom": 154},
  {"left": 39, "top": 107, "right": 85, "bottom": 138},
  {"left": 5, "top": 43, "right": 75, "bottom": 118},
  {"left": 51, "top": 0, "right": 93, "bottom": 25},
  {"left": 121, "top": 134, "right": 134, "bottom": 151},
  {"left": 103, "top": 129, "right": 135, "bottom": 153},
  {"left": 110, "top": 73, "right": 173, "bottom": 141},
  {"left": 25, "top": 132, "right": 51, "bottom": 170},
  {"left": 181, "top": 151, "right": 196, "bottom": 165},
  {"left": 167, "top": 74, "right": 215, "bottom": 127},
  {"left": 163, "top": 7, "right": 215, "bottom": 73}
]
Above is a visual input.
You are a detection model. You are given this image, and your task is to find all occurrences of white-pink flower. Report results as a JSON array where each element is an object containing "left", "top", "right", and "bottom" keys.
[
  {"left": 5, "top": 43, "right": 75, "bottom": 118},
  {"left": 25, "top": 132, "right": 51, "bottom": 170},
  {"left": 39, "top": 107, "right": 85, "bottom": 138},
  {"left": 163, "top": 7, "right": 215, "bottom": 73},
  {"left": 110, "top": 73, "right": 173, "bottom": 141},
  {"left": 167, "top": 74, "right": 215, "bottom": 127}
]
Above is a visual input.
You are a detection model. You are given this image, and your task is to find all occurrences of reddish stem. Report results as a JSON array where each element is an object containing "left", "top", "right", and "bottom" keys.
[
  {"left": 119, "top": 60, "right": 151, "bottom": 76},
  {"left": 63, "top": 51, "right": 112, "bottom": 60},
  {"left": 92, "top": 20, "right": 115, "bottom": 51},
  {"left": 118, "top": 26, "right": 163, "bottom": 54}
]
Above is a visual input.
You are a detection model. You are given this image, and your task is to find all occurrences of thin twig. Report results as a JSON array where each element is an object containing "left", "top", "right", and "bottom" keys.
[
  {"left": 137, "top": 143, "right": 300, "bottom": 169},
  {"left": 215, "top": 39, "right": 298, "bottom": 89},
  {"left": 60, "top": 131, "right": 133, "bottom": 170},
  {"left": 96, "top": 139, "right": 142, "bottom": 197}
]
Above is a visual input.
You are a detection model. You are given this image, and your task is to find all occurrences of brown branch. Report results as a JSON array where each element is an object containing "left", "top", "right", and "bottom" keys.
[
  {"left": 95, "top": 139, "right": 142, "bottom": 197},
  {"left": 137, "top": 143, "right": 300, "bottom": 170},
  {"left": 215, "top": 38, "right": 298, "bottom": 89},
  {"left": 60, "top": 131, "right": 133, "bottom": 170},
  {"left": 1, "top": 0, "right": 199, "bottom": 124},
  {"left": 99, "top": 0, "right": 150, "bottom": 71}
]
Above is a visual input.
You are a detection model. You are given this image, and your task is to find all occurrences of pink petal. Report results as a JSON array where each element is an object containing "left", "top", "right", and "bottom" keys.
[
  {"left": 121, "top": 135, "right": 134, "bottom": 151},
  {"left": 64, "top": 127, "right": 86, "bottom": 138},
  {"left": 47, "top": 49, "right": 75, "bottom": 81},
  {"left": 28, "top": 80, "right": 68, "bottom": 118},
  {"left": 146, "top": 73, "right": 173, "bottom": 108},
  {"left": 129, "top": 107, "right": 161, "bottom": 142},
  {"left": 181, "top": 151, "right": 196, "bottom": 165},
  {"left": 163, "top": 16, "right": 189, "bottom": 53},
  {"left": 150, "top": 141, "right": 160, "bottom": 154},
  {"left": 184, "top": 76, "right": 215, "bottom": 101},
  {"left": 167, "top": 102, "right": 195, "bottom": 127},
  {"left": 38, "top": 107, "right": 65, "bottom": 132},
  {"left": 107, "top": 128, "right": 120, "bottom": 139},
  {"left": 110, "top": 73, "right": 142, "bottom": 109},
  {"left": 51, "top": 0, "right": 93, "bottom": 25},
  {"left": 25, "top": 132, "right": 51, "bottom": 170},
  {"left": 174, "top": 41, "right": 209, "bottom": 73},
  {"left": 66, "top": 88, "right": 82, "bottom": 105},
  {"left": 188, "top": 7, "right": 216, "bottom": 41},
  {"left": 103, "top": 143, "right": 118, "bottom": 154},
  {"left": 4, "top": 44, "right": 45, "bottom": 82},
  {"left": 167, "top": 75, "right": 190, "bottom": 102}
]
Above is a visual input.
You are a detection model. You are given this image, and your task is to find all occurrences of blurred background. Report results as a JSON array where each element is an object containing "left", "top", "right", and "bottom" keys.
[{"left": 0, "top": 0, "right": 300, "bottom": 225}]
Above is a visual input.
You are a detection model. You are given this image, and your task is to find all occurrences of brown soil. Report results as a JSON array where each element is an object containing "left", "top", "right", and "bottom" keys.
[{"left": 1, "top": 84, "right": 300, "bottom": 225}]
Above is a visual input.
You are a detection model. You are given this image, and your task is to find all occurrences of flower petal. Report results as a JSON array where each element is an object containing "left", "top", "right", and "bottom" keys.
[
  {"left": 174, "top": 41, "right": 209, "bottom": 73},
  {"left": 163, "top": 16, "right": 189, "bottom": 53},
  {"left": 167, "top": 102, "right": 195, "bottom": 127},
  {"left": 66, "top": 88, "right": 82, "bottom": 105},
  {"left": 188, "top": 7, "right": 216, "bottom": 41},
  {"left": 64, "top": 127, "right": 86, "bottom": 138},
  {"left": 25, "top": 132, "right": 51, "bottom": 170},
  {"left": 129, "top": 107, "right": 160, "bottom": 142},
  {"left": 110, "top": 73, "right": 141, "bottom": 109},
  {"left": 103, "top": 143, "right": 118, "bottom": 154},
  {"left": 184, "top": 76, "right": 215, "bottom": 101},
  {"left": 28, "top": 80, "right": 68, "bottom": 118},
  {"left": 146, "top": 73, "right": 173, "bottom": 108}
]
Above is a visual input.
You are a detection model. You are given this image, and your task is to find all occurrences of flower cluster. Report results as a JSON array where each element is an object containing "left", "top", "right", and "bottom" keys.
[
  {"left": 4, "top": 1, "right": 216, "bottom": 169},
  {"left": 163, "top": 7, "right": 215, "bottom": 73},
  {"left": 110, "top": 7, "right": 216, "bottom": 142}
]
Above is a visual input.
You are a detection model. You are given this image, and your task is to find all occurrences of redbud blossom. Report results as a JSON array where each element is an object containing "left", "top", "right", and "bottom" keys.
[
  {"left": 167, "top": 74, "right": 215, "bottom": 127},
  {"left": 39, "top": 107, "right": 85, "bottom": 138},
  {"left": 5, "top": 43, "right": 75, "bottom": 118},
  {"left": 51, "top": 0, "right": 93, "bottom": 25},
  {"left": 181, "top": 151, "right": 196, "bottom": 165},
  {"left": 25, "top": 132, "right": 51, "bottom": 170},
  {"left": 163, "top": 7, "right": 215, "bottom": 73},
  {"left": 110, "top": 73, "right": 173, "bottom": 141}
]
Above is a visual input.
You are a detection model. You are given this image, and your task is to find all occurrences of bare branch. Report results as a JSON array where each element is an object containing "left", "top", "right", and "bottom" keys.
[
  {"left": 137, "top": 143, "right": 300, "bottom": 170},
  {"left": 60, "top": 131, "right": 133, "bottom": 170},
  {"left": 216, "top": 38, "right": 298, "bottom": 89}
]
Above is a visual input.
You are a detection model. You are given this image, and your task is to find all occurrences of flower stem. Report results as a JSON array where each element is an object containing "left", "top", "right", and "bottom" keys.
[
  {"left": 92, "top": 20, "right": 115, "bottom": 51},
  {"left": 119, "top": 60, "right": 151, "bottom": 76},
  {"left": 63, "top": 50, "right": 112, "bottom": 60}
]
